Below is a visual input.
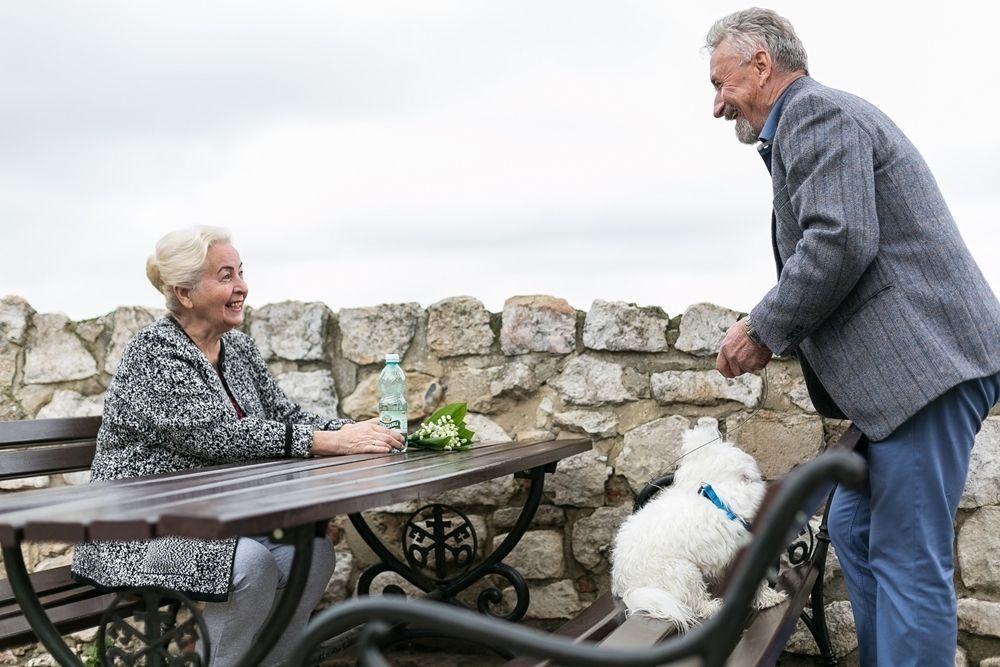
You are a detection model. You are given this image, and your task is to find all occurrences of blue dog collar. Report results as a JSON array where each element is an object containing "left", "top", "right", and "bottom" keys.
[{"left": 698, "top": 483, "right": 752, "bottom": 531}]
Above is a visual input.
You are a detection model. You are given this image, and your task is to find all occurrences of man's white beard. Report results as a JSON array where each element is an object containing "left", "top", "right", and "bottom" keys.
[{"left": 735, "top": 116, "right": 758, "bottom": 144}]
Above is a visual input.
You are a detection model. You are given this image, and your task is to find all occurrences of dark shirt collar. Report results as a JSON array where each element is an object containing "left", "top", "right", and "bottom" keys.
[
  {"left": 759, "top": 76, "right": 807, "bottom": 144},
  {"left": 759, "top": 88, "right": 789, "bottom": 144}
]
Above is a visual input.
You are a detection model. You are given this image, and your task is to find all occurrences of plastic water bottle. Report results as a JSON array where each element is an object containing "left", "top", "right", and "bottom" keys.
[{"left": 378, "top": 353, "right": 407, "bottom": 452}]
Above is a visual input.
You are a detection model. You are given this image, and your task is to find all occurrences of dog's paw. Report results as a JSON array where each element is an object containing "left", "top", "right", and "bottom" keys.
[
  {"left": 693, "top": 596, "right": 723, "bottom": 619},
  {"left": 752, "top": 585, "right": 788, "bottom": 610}
]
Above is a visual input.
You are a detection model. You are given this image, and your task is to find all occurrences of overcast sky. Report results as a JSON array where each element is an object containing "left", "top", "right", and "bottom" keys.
[{"left": 2, "top": 1, "right": 997, "bottom": 321}]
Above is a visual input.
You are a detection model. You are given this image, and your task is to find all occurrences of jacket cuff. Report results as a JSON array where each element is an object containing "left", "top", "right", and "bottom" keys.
[{"left": 289, "top": 423, "right": 315, "bottom": 458}]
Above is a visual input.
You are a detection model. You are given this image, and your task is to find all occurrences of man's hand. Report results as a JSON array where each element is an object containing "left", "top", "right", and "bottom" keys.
[{"left": 716, "top": 318, "right": 773, "bottom": 378}]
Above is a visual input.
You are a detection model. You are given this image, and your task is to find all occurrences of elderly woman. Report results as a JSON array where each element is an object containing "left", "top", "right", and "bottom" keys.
[{"left": 71, "top": 226, "right": 404, "bottom": 666}]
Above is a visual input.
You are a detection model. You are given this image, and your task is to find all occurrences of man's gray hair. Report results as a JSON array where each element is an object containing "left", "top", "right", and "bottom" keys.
[{"left": 705, "top": 7, "right": 808, "bottom": 74}]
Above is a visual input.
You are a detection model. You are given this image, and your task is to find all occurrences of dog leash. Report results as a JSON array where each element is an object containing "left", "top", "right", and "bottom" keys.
[{"left": 652, "top": 366, "right": 769, "bottom": 479}]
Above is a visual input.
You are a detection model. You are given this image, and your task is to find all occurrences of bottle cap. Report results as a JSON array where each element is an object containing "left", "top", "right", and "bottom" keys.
[{"left": 385, "top": 353, "right": 400, "bottom": 363}]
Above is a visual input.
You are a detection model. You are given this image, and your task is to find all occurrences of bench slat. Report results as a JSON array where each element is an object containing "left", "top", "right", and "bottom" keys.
[
  {"left": 0, "top": 418, "right": 101, "bottom": 447},
  {"left": 503, "top": 592, "right": 625, "bottom": 667},
  {"left": 724, "top": 564, "right": 817, "bottom": 666},
  {"left": 0, "top": 442, "right": 96, "bottom": 480}
]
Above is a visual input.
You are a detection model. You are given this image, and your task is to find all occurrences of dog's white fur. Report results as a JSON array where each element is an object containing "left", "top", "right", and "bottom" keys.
[{"left": 610, "top": 418, "right": 786, "bottom": 630}]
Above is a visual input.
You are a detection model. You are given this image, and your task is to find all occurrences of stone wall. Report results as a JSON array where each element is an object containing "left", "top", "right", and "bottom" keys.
[{"left": 1, "top": 294, "right": 999, "bottom": 665}]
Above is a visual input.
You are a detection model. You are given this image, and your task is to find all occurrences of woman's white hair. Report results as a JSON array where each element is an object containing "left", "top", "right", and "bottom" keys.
[
  {"left": 705, "top": 7, "right": 808, "bottom": 74},
  {"left": 146, "top": 226, "right": 232, "bottom": 314}
]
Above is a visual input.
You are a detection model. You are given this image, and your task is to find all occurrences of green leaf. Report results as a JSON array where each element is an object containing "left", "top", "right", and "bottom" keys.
[{"left": 424, "top": 402, "right": 467, "bottom": 426}]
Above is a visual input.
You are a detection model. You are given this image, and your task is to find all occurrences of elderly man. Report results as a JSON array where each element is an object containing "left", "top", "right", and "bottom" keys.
[{"left": 704, "top": 8, "right": 1000, "bottom": 666}]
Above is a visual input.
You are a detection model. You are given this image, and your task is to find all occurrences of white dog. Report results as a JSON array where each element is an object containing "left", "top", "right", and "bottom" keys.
[{"left": 610, "top": 419, "right": 785, "bottom": 630}]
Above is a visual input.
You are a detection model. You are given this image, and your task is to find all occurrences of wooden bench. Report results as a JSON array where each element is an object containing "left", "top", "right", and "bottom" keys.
[
  {"left": 286, "top": 428, "right": 867, "bottom": 667},
  {"left": 0, "top": 417, "right": 143, "bottom": 650}
]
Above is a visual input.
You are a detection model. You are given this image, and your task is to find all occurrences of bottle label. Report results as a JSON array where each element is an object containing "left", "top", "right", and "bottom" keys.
[{"left": 379, "top": 410, "right": 407, "bottom": 434}]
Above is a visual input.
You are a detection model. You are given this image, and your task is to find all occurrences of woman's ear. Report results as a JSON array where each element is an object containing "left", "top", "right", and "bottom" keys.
[{"left": 173, "top": 285, "right": 193, "bottom": 309}]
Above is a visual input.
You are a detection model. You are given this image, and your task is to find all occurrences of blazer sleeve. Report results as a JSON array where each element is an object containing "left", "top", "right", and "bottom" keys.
[
  {"left": 750, "top": 94, "right": 880, "bottom": 356},
  {"left": 112, "top": 337, "right": 314, "bottom": 463}
]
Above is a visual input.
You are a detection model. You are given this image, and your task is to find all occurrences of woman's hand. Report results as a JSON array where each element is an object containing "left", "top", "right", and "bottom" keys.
[{"left": 310, "top": 418, "right": 406, "bottom": 456}]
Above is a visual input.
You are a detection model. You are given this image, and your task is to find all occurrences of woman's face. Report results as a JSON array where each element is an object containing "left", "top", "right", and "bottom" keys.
[{"left": 186, "top": 243, "right": 247, "bottom": 334}]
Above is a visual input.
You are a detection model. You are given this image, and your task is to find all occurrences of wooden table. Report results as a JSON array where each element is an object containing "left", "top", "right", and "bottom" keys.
[{"left": 0, "top": 436, "right": 590, "bottom": 666}]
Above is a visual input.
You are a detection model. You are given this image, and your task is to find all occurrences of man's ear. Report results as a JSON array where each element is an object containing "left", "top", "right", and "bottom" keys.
[
  {"left": 173, "top": 285, "right": 193, "bottom": 309},
  {"left": 753, "top": 49, "right": 772, "bottom": 85}
]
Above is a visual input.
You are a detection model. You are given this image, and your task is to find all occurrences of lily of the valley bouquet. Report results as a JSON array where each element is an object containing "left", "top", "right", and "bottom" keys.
[{"left": 408, "top": 402, "right": 475, "bottom": 451}]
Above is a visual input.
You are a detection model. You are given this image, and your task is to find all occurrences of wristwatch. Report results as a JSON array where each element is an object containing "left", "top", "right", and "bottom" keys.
[{"left": 743, "top": 316, "right": 764, "bottom": 347}]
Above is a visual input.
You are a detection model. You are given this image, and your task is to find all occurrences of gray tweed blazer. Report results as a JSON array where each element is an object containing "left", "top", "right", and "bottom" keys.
[
  {"left": 71, "top": 316, "right": 348, "bottom": 600},
  {"left": 750, "top": 77, "right": 1000, "bottom": 440}
]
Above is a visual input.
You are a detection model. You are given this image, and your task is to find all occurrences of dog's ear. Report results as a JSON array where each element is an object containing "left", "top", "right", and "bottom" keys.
[{"left": 681, "top": 418, "right": 721, "bottom": 454}]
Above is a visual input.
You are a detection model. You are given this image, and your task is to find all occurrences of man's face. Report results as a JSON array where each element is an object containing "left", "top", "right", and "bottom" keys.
[{"left": 710, "top": 41, "right": 763, "bottom": 144}]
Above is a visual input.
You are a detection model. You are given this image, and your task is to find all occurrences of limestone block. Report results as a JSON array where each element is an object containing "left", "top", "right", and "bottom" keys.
[
  {"left": 62, "top": 471, "right": 91, "bottom": 485},
  {"left": 339, "top": 303, "right": 421, "bottom": 365},
  {"left": 23, "top": 313, "right": 97, "bottom": 384},
  {"left": 249, "top": 301, "right": 330, "bottom": 361},
  {"left": 0, "top": 394, "right": 21, "bottom": 421},
  {"left": 104, "top": 306, "right": 160, "bottom": 374},
  {"left": 957, "top": 597, "right": 1000, "bottom": 638},
  {"left": 489, "top": 362, "right": 539, "bottom": 397},
  {"left": 785, "top": 600, "right": 857, "bottom": 657},
  {"left": 35, "top": 390, "right": 104, "bottom": 419},
  {"left": 0, "top": 295, "right": 32, "bottom": 344},
  {"left": 341, "top": 371, "right": 441, "bottom": 420},
  {"left": 582, "top": 300, "right": 669, "bottom": 352},
  {"left": 445, "top": 366, "right": 497, "bottom": 413},
  {"left": 432, "top": 475, "right": 519, "bottom": 507},
  {"left": 955, "top": 646, "right": 967, "bottom": 667},
  {"left": 0, "top": 344, "right": 16, "bottom": 387},
  {"left": 365, "top": 571, "right": 424, "bottom": 598},
  {"left": 961, "top": 417, "right": 1000, "bottom": 508},
  {"left": 553, "top": 410, "right": 619, "bottom": 438},
  {"left": 536, "top": 396, "right": 554, "bottom": 428},
  {"left": 275, "top": 370, "right": 339, "bottom": 417},
  {"left": 547, "top": 448, "right": 612, "bottom": 507},
  {"left": 725, "top": 413, "right": 825, "bottom": 479},
  {"left": 651, "top": 370, "right": 763, "bottom": 408},
  {"left": 789, "top": 380, "right": 817, "bottom": 413},
  {"left": 674, "top": 302, "right": 742, "bottom": 357},
  {"left": 549, "top": 356, "right": 638, "bottom": 407},
  {"left": 572, "top": 505, "right": 632, "bottom": 570},
  {"left": 0, "top": 476, "right": 50, "bottom": 491},
  {"left": 320, "top": 548, "right": 352, "bottom": 604},
  {"left": 74, "top": 317, "right": 106, "bottom": 344},
  {"left": 958, "top": 507, "right": 1000, "bottom": 593},
  {"left": 494, "top": 505, "right": 566, "bottom": 531},
  {"left": 980, "top": 657, "right": 1000, "bottom": 667},
  {"left": 500, "top": 295, "right": 576, "bottom": 355},
  {"left": 516, "top": 429, "right": 556, "bottom": 443},
  {"left": 15, "top": 384, "right": 55, "bottom": 417},
  {"left": 426, "top": 296, "right": 494, "bottom": 357},
  {"left": 465, "top": 413, "right": 509, "bottom": 444},
  {"left": 492, "top": 530, "right": 564, "bottom": 579},
  {"left": 504, "top": 580, "right": 586, "bottom": 620},
  {"left": 618, "top": 415, "right": 691, "bottom": 493}
]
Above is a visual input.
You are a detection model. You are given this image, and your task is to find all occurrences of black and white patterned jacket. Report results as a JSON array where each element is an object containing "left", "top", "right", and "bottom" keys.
[{"left": 71, "top": 316, "right": 348, "bottom": 601}]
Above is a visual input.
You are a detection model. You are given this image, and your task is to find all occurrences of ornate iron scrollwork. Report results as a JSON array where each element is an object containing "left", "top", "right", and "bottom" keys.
[
  {"left": 98, "top": 588, "right": 209, "bottom": 666},
  {"left": 787, "top": 516, "right": 818, "bottom": 566},
  {"left": 402, "top": 504, "right": 477, "bottom": 582}
]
